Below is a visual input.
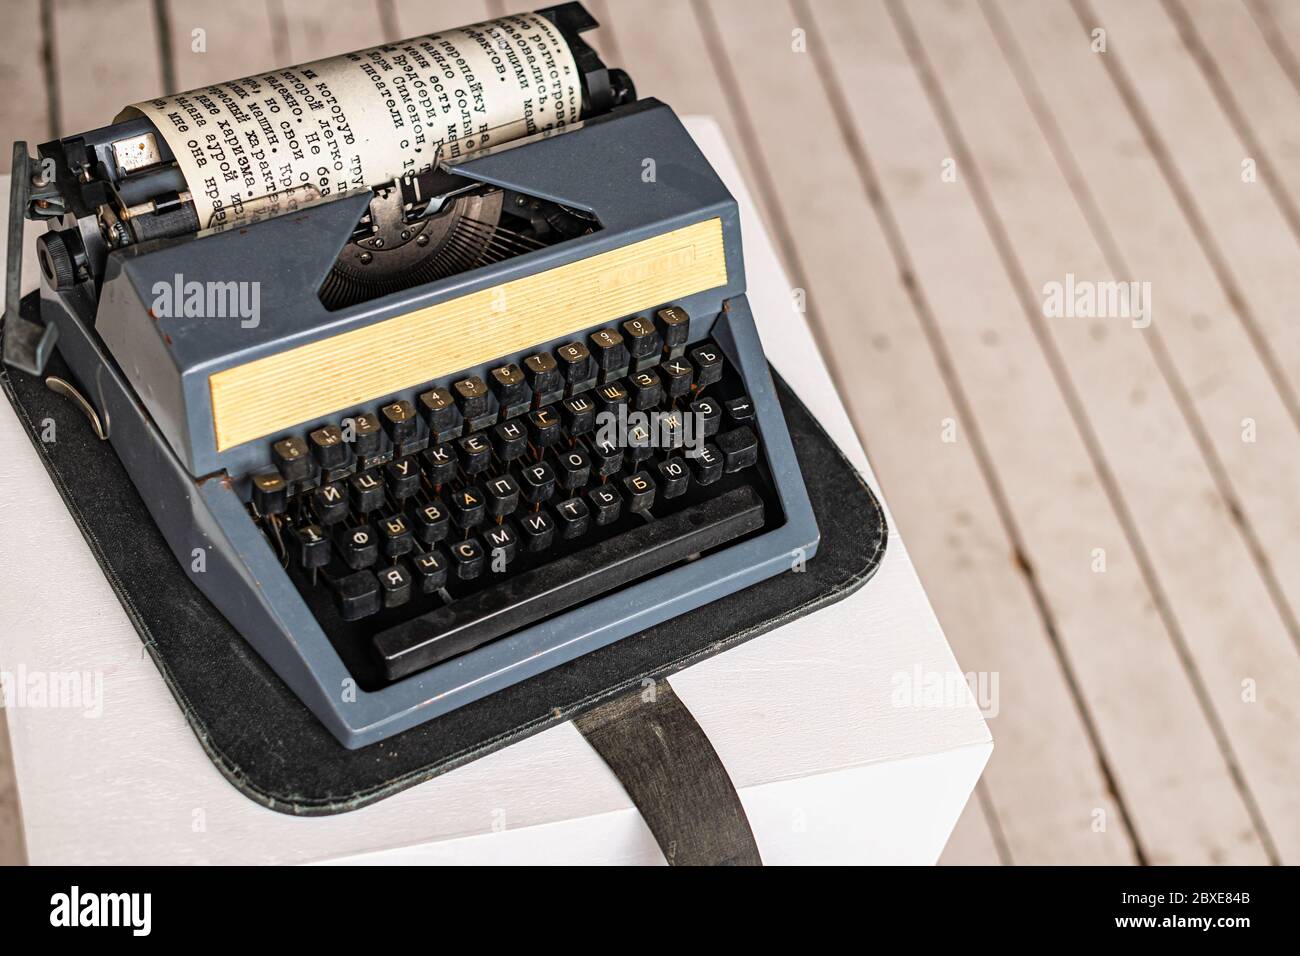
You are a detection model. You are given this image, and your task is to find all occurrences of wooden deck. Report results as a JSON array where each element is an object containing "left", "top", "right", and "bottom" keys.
[{"left": 3, "top": 0, "right": 1300, "bottom": 864}]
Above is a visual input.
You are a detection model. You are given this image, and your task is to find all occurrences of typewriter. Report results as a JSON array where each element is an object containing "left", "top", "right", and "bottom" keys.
[{"left": 3, "top": 3, "right": 818, "bottom": 747}]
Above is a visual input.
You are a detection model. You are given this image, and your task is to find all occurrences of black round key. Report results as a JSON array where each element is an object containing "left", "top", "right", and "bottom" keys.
[
  {"left": 656, "top": 458, "right": 690, "bottom": 499},
  {"left": 385, "top": 456, "right": 421, "bottom": 500},
  {"left": 655, "top": 305, "right": 690, "bottom": 353},
  {"left": 628, "top": 369, "right": 662, "bottom": 410},
  {"left": 349, "top": 470, "right": 386, "bottom": 513},
  {"left": 492, "top": 419, "right": 529, "bottom": 462},
  {"left": 309, "top": 424, "right": 350, "bottom": 469},
  {"left": 348, "top": 412, "right": 384, "bottom": 458},
  {"left": 587, "top": 485, "right": 622, "bottom": 526},
  {"left": 528, "top": 406, "right": 562, "bottom": 447},
  {"left": 380, "top": 399, "right": 419, "bottom": 445},
  {"left": 418, "top": 386, "right": 461, "bottom": 437},
  {"left": 272, "top": 436, "right": 312, "bottom": 482},
  {"left": 690, "top": 396, "right": 722, "bottom": 437},
  {"left": 335, "top": 523, "right": 378, "bottom": 569},
  {"left": 518, "top": 461, "right": 557, "bottom": 503},
  {"left": 660, "top": 357, "right": 694, "bottom": 399},
  {"left": 421, "top": 442, "right": 457, "bottom": 485},
  {"left": 409, "top": 498, "right": 450, "bottom": 544},
  {"left": 312, "top": 481, "right": 349, "bottom": 525},
  {"left": 484, "top": 474, "right": 521, "bottom": 517},
  {"left": 621, "top": 316, "right": 662, "bottom": 366},
  {"left": 553, "top": 445, "right": 591, "bottom": 490},
  {"left": 556, "top": 341, "right": 595, "bottom": 393},
  {"left": 457, "top": 433, "right": 492, "bottom": 474},
  {"left": 376, "top": 562, "right": 412, "bottom": 608},
  {"left": 251, "top": 471, "right": 288, "bottom": 515},
  {"left": 410, "top": 548, "right": 449, "bottom": 592},
  {"left": 690, "top": 344, "right": 725, "bottom": 389},
  {"left": 518, "top": 510, "right": 556, "bottom": 553},
  {"left": 378, "top": 514, "right": 414, "bottom": 557},
  {"left": 523, "top": 352, "right": 563, "bottom": 402},
  {"left": 622, "top": 470, "right": 656, "bottom": 514},
  {"left": 449, "top": 485, "right": 486, "bottom": 529},
  {"left": 449, "top": 536, "right": 486, "bottom": 580},
  {"left": 561, "top": 394, "right": 596, "bottom": 437},
  {"left": 589, "top": 327, "right": 629, "bottom": 374}
]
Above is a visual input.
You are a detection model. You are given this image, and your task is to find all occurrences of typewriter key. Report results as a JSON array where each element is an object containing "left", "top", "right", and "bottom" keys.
[
  {"left": 311, "top": 481, "right": 349, "bottom": 525},
  {"left": 523, "top": 352, "right": 563, "bottom": 405},
  {"left": 309, "top": 424, "right": 350, "bottom": 470},
  {"left": 410, "top": 549, "right": 449, "bottom": 593},
  {"left": 336, "top": 524, "right": 379, "bottom": 569},
  {"left": 655, "top": 305, "right": 691, "bottom": 355},
  {"left": 380, "top": 400, "right": 419, "bottom": 446},
  {"left": 519, "top": 510, "right": 556, "bottom": 552},
  {"left": 690, "top": 344, "right": 725, "bottom": 389},
  {"left": 621, "top": 316, "right": 662, "bottom": 369},
  {"left": 409, "top": 499, "right": 450, "bottom": 545},
  {"left": 622, "top": 470, "right": 657, "bottom": 515},
  {"left": 554, "top": 497, "right": 591, "bottom": 539},
  {"left": 449, "top": 537, "right": 486, "bottom": 580},
  {"left": 272, "top": 436, "right": 313, "bottom": 482},
  {"left": 716, "top": 426, "right": 759, "bottom": 473},
  {"left": 251, "top": 472, "right": 288, "bottom": 515},
  {"left": 377, "top": 563, "right": 413, "bottom": 608},
  {"left": 379, "top": 515, "right": 415, "bottom": 557}
]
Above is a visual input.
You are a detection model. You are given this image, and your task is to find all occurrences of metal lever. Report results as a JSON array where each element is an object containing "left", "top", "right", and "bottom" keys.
[{"left": 3, "top": 142, "right": 60, "bottom": 376}]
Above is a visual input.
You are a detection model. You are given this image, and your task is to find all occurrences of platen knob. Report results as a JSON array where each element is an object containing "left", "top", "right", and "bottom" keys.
[{"left": 36, "top": 231, "right": 77, "bottom": 291}]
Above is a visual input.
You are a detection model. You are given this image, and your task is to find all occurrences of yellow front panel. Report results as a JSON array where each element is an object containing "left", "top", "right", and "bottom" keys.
[{"left": 209, "top": 218, "right": 728, "bottom": 452}]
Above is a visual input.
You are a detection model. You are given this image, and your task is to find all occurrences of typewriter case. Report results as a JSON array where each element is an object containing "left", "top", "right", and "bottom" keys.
[{"left": 19, "top": 100, "right": 822, "bottom": 748}]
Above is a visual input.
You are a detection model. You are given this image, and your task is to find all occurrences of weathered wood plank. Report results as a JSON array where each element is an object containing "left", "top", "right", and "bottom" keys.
[
  {"left": 389, "top": 0, "right": 496, "bottom": 38},
  {"left": 1170, "top": 0, "right": 1300, "bottom": 235},
  {"left": 663, "top": 0, "right": 1135, "bottom": 863},
  {"left": 901, "top": 0, "right": 1282, "bottom": 864},
  {"left": 1001, "top": 0, "right": 1300, "bottom": 863},
  {"left": 938, "top": 789, "right": 1006, "bottom": 865},
  {"left": 0, "top": 0, "right": 52, "bottom": 169},
  {"left": 53, "top": 0, "right": 163, "bottom": 134},
  {"left": 280, "top": 0, "right": 388, "bottom": 62},
  {"left": 166, "top": 0, "right": 281, "bottom": 90},
  {"left": 1083, "top": 0, "right": 1300, "bottom": 435}
]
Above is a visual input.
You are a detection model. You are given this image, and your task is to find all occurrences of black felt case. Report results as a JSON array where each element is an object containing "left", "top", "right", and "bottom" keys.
[{"left": 1, "top": 300, "right": 887, "bottom": 815}]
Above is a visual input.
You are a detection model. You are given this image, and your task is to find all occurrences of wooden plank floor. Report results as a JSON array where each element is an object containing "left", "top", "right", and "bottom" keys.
[{"left": 2, "top": 0, "right": 1299, "bottom": 864}]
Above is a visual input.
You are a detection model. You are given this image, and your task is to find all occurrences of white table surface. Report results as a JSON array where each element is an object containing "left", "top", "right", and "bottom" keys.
[{"left": 0, "top": 118, "right": 990, "bottom": 864}]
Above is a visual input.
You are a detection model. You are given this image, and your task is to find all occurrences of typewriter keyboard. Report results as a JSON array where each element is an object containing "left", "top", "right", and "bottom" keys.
[{"left": 247, "top": 314, "right": 780, "bottom": 687}]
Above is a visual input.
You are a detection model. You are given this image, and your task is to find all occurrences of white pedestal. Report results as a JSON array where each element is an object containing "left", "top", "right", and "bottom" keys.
[{"left": 0, "top": 118, "right": 990, "bottom": 864}]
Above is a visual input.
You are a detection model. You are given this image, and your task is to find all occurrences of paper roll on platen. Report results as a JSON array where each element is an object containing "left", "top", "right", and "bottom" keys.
[{"left": 124, "top": 13, "right": 582, "bottom": 231}]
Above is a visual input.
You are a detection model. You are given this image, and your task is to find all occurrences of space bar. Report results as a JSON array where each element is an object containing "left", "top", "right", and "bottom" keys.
[{"left": 374, "top": 485, "right": 765, "bottom": 680}]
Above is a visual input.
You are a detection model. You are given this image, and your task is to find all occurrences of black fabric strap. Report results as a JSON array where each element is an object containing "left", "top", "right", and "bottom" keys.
[{"left": 574, "top": 679, "right": 762, "bottom": 866}]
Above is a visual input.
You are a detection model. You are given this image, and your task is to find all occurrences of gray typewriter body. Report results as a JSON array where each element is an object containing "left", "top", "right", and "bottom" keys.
[{"left": 14, "top": 99, "right": 820, "bottom": 748}]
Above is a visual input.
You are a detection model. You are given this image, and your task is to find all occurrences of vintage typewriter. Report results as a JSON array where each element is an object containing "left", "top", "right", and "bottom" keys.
[{"left": 3, "top": 3, "right": 817, "bottom": 747}]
